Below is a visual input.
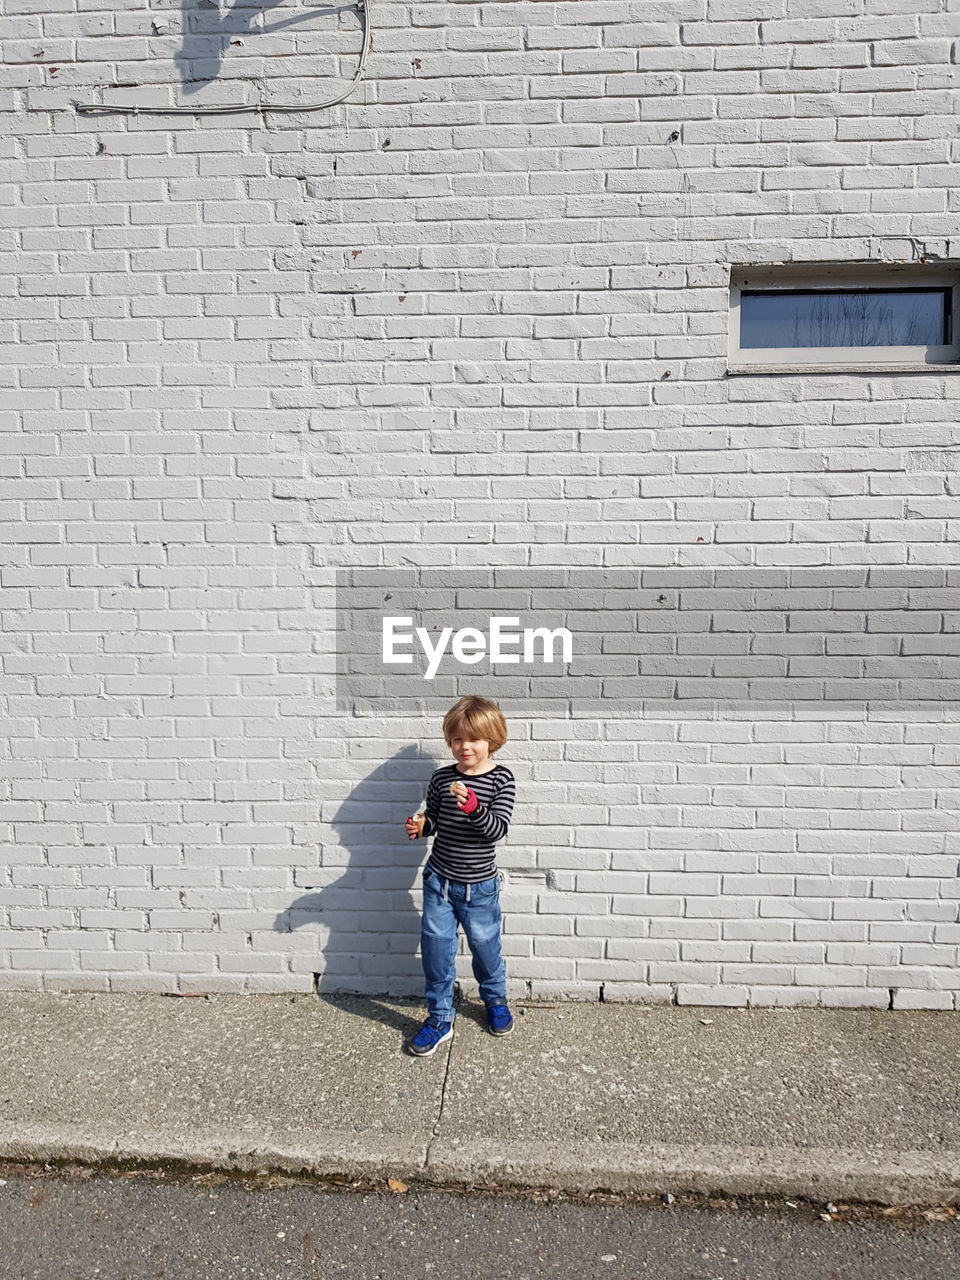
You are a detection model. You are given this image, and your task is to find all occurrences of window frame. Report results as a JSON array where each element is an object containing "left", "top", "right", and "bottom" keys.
[{"left": 728, "top": 263, "right": 960, "bottom": 374}]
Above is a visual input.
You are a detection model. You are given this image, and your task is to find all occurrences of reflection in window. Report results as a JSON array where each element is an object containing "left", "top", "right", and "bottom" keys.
[{"left": 740, "top": 289, "right": 950, "bottom": 349}]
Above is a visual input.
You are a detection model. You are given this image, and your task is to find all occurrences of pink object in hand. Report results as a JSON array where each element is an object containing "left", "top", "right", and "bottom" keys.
[{"left": 460, "top": 787, "right": 479, "bottom": 814}]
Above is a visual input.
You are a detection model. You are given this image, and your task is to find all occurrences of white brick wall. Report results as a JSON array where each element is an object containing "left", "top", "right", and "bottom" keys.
[{"left": 1, "top": 0, "right": 959, "bottom": 1008}]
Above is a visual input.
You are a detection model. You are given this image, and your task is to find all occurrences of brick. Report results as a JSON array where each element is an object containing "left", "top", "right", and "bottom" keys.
[{"left": 0, "top": 0, "right": 954, "bottom": 1006}]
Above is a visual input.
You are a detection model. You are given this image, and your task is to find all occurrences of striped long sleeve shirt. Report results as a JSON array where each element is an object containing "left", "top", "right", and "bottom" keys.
[{"left": 422, "top": 761, "right": 516, "bottom": 884}]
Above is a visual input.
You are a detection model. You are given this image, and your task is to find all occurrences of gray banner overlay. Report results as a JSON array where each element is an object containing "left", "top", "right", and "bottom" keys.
[{"left": 335, "top": 568, "right": 960, "bottom": 718}]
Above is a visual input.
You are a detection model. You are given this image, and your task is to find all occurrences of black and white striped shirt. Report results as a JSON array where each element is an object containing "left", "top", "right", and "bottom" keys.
[{"left": 422, "top": 761, "right": 516, "bottom": 884}]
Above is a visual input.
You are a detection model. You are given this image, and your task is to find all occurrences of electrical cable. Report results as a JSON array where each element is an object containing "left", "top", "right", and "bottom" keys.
[{"left": 75, "top": 0, "right": 371, "bottom": 116}]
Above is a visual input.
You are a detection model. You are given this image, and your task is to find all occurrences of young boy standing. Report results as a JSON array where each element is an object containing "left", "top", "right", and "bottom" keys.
[{"left": 404, "top": 695, "right": 516, "bottom": 1057}]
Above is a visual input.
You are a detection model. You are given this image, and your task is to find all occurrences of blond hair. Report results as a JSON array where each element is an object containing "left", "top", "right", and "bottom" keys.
[{"left": 442, "top": 696, "right": 508, "bottom": 755}]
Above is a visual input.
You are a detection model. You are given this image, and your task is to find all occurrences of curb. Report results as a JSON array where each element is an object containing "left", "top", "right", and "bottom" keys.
[{"left": 2, "top": 1124, "right": 957, "bottom": 1207}]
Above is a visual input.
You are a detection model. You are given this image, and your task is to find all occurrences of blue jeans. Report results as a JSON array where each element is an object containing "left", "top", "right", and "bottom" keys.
[{"left": 420, "top": 866, "right": 507, "bottom": 1026}]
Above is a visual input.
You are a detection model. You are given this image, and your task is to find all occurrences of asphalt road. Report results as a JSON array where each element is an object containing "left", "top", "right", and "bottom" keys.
[{"left": 0, "top": 1163, "right": 957, "bottom": 1280}]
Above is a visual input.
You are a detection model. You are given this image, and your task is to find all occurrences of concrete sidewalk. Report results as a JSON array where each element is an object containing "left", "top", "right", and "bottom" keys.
[{"left": 1, "top": 992, "right": 957, "bottom": 1206}]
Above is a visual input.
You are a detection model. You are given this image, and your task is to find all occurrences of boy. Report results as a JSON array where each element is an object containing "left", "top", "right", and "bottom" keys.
[{"left": 404, "top": 695, "right": 516, "bottom": 1056}]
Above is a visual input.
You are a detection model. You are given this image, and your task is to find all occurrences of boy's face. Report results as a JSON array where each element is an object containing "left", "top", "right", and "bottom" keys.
[{"left": 449, "top": 733, "right": 491, "bottom": 770}]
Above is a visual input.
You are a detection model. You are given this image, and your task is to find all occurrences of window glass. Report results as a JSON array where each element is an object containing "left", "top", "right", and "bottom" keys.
[{"left": 740, "top": 288, "right": 950, "bottom": 349}]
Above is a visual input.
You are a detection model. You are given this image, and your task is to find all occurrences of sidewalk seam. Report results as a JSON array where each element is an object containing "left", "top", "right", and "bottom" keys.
[{"left": 425, "top": 988, "right": 461, "bottom": 1162}]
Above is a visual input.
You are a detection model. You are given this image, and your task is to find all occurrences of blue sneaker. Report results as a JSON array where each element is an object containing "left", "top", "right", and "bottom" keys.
[
  {"left": 486, "top": 1004, "right": 514, "bottom": 1036},
  {"left": 409, "top": 1018, "right": 453, "bottom": 1056}
]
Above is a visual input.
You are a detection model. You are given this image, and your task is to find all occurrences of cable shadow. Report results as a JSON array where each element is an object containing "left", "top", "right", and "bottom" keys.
[{"left": 176, "top": 0, "right": 358, "bottom": 94}]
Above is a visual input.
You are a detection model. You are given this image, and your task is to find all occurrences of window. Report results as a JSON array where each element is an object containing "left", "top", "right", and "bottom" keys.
[{"left": 728, "top": 264, "right": 960, "bottom": 373}]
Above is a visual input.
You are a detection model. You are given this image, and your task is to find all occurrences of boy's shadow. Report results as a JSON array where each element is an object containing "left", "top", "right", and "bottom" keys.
[
  {"left": 176, "top": 0, "right": 357, "bottom": 94},
  {"left": 273, "top": 746, "right": 466, "bottom": 1037}
]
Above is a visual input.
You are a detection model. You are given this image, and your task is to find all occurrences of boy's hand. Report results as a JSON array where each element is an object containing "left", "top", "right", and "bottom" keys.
[
  {"left": 450, "top": 781, "right": 478, "bottom": 812},
  {"left": 405, "top": 815, "right": 425, "bottom": 840}
]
